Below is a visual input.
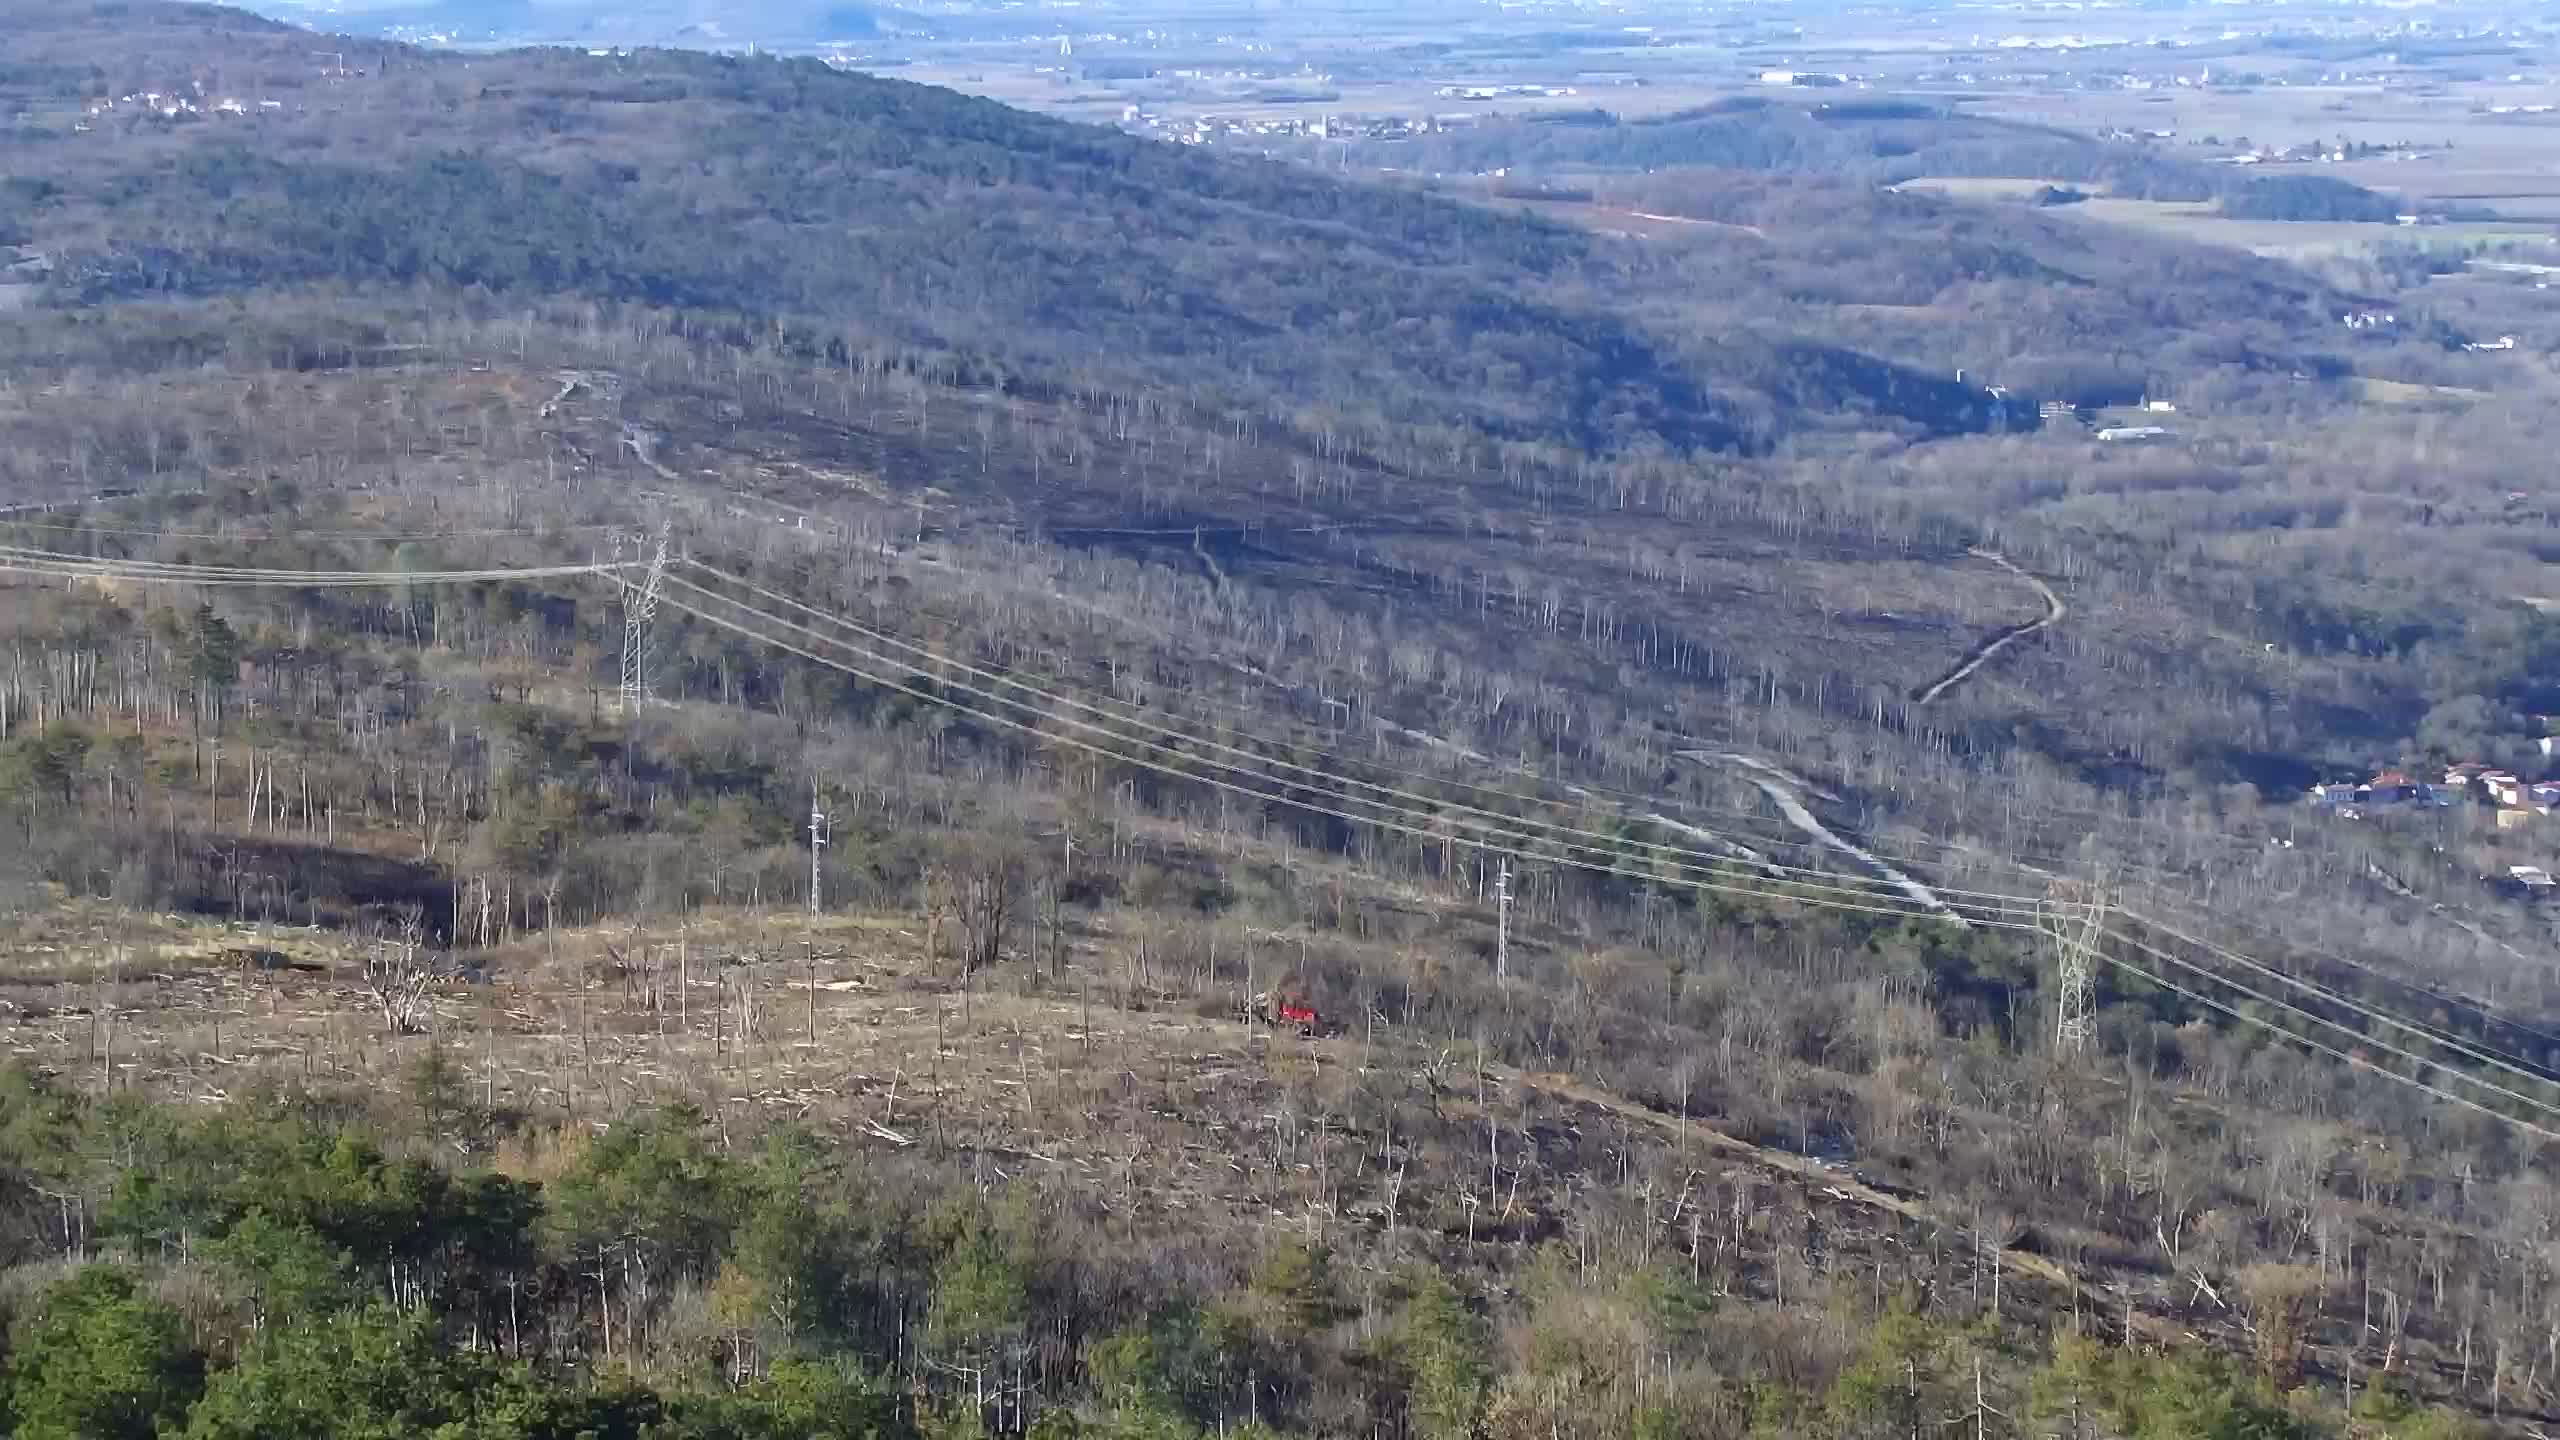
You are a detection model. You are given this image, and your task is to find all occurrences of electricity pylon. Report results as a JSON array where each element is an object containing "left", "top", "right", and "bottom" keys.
[
  {"left": 619, "top": 523, "right": 671, "bottom": 717},
  {"left": 2042, "top": 870, "right": 2111, "bottom": 1055}
]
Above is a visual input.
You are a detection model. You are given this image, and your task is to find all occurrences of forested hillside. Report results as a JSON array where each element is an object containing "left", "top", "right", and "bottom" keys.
[
  {"left": 3, "top": 2, "right": 2560, "bottom": 1438},
  {"left": 0, "top": 1, "right": 1782, "bottom": 454}
]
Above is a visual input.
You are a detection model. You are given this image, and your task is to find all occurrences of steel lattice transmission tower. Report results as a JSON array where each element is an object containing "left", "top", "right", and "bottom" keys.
[
  {"left": 2041, "top": 871, "right": 2111, "bottom": 1055},
  {"left": 619, "top": 524, "right": 671, "bottom": 717}
]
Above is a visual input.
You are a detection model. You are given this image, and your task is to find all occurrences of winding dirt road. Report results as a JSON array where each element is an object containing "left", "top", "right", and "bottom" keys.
[
  {"left": 1909, "top": 548, "right": 2065, "bottom": 704},
  {"left": 1674, "top": 751, "right": 1967, "bottom": 925}
]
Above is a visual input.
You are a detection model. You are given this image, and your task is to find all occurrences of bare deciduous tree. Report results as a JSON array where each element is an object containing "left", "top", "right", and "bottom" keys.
[
  {"left": 929, "top": 838, "right": 1025, "bottom": 975},
  {"left": 363, "top": 910, "right": 449, "bottom": 1036}
]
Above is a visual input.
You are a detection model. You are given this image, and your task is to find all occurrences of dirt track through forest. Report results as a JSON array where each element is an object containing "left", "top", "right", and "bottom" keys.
[
  {"left": 1909, "top": 549, "right": 2065, "bottom": 704},
  {"left": 1673, "top": 751, "right": 1962, "bottom": 921}
]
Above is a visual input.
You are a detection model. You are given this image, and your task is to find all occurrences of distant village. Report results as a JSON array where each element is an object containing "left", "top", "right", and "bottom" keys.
[
  {"left": 73, "top": 75, "right": 311, "bottom": 131},
  {"left": 2313, "top": 760, "right": 2560, "bottom": 820},
  {"left": 2312, "top": 759, "right": 2560, "bottom": 889},
  {"left": 52, "top": 52, "right": 373, "bottom": 137},
  {"left": 1119, "top": 107, "right": 1464, "bottom": 147}
]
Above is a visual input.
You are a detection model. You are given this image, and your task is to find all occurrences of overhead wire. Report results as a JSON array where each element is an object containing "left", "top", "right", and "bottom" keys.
[
  {"left": 1337, "top": 706, "right": 2560, "bottom": 1071},
  {"left": 15, "top": 537, "right": 2556, "bottom": 1137},
  {"left": 670, "top": 565, "right": 2560, "bottom": 1133},
  {"left": 1735, "top": 824, "right": 2560, "bottom": 1073},
  {"left": 2095, "top": 946, "right": 2560, "bottom": 1143},
  {"left": 723, "top": 545, "right": 2278, "bottom": 914},
  {"left": 2098, "top": 920, "right": 2560, "bottom": 1123},
  {"left": 40, "top": 537, "right": 2545, "bottom": 1089},
  {"left": 0, "top": 548, "right": 628, "bottom": 588},
  {"left": 676, "top": 558, "right": 2560, "bottom": 1085},
  {"left": 663, "top": 574, "right": 2052, "bottom": 926},
  {"left": 678, "top": 560, "right": 2051, "bottom": 912},
  {"left": 1862, "top": 834, "right": 2560, "bottom": 1064},
  {"left": 0, "top": 541, "right": 581, "bottom": 576},
  {"left": 2136, "top": 890, "right": 2560, "bottom": 1056},
  {"left": 690, "top": 559, "right": 1799, "bottom": 858},
  {"left": 1, "top": 517, "right": 622, "bottom": 542},
  {"left": 0, "top": 536, "right": 1999, "bottom": 923},
  {"left": 1745, "top": 828, "right": 2560, "bottom": 1083},
  {"left": 21, "top": 541, "right": 2538, "bottom": 988},
  {"left": 2121, "top": 909, "right": 2560, "bottom": 1097},
  {"left": 713, "top": 550, "right": 1935, "bottom": 832},
  {"left": 656, "top": 581, "right": 2045, "bottom": 932},
  {"left": 670, "top": 576, "right": 2560, "bottom": 1139},
  {"left": 741, "top": 522, "right": 2298, "bottom": 871},
  {"left": 574, "top": 532, "right": 2241, "bottom": 883}
]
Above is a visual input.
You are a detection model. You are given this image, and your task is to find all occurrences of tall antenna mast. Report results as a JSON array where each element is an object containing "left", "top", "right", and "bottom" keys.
[{"left": 619, "top": 522, "right": 671, "bottom": 717}]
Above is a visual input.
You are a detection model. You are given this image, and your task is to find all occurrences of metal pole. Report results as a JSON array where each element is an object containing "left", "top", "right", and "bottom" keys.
[
  {"left": 619, "top": 522, "right": 670, "bottom": 717},
  {"left": 809, "top": 774, "right": 827, "bottom": 917}
]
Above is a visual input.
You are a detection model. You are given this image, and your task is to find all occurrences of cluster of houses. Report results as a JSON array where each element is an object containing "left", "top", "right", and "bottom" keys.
[
  {"left": 1121, "top": 107, "right": 1459, "bottom": 147},
  {"left": 78, "top": 85, "right": 286, "bottom": 130},
  {"left": 2214, "top": 138, "right": 2435, "bottom": 168},
  {"left": 2311, "top": 763, "right": 2560, "bottom": 826},
  {"left": 1437, "top": 83, "right": 1581, "bottom": 101}
]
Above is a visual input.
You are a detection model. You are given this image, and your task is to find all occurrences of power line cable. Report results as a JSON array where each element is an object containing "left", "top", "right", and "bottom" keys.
[
  {"left": 18, "top": 540, "right": 2551, "bottom": 1134},
  {"left": 2097, "top": 945, "right": 2560, "bottom": 1144},
  {"left": 2122, "top": 909, "right": 2560, "bottom": 1095},
  {"left": 25, "top": 541, "right": 2546, "bottom": 1065},
  {"left": 8, "top": 534, "right": 1979, "bottom": 923},
  {"left": 1, "top": 517, "right": 620, "bottom": 541},
  {"left": 1834, "top": 836, "right": 2560, "bottom": 1080},
  {"left": 677, "top": 562, "right": 2044, "bottom": 913},
  {"left": 685, "top": 558, "right": 2560, "bottom": 1079},
  {"left": 1873, "top": 837, "right": 2560, "bottom": 1062},
  {"left": 658, "top": 582, "right": 2044, "bottom": 933},
  {"left": 2098, "top": 922, "right": 2560, "bottom": 1125},
  {"left": 665, "top": 572, "right": 2061, "bottom": 924},
  {"left": 0, "top": 547, "right": 628, "bottom": 588},
  {"left": 669, "top": 571, "right": 2560, "bottom": 1133}
]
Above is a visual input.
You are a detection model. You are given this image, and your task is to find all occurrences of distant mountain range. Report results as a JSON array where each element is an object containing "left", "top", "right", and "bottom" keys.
[{"left": 243, "top": 0, "right": 901, "bottom": 46}]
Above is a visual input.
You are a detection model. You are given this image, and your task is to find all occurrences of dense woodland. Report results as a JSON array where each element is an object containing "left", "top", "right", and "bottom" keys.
[
  {"left": 7, "top": 1, "right": 2560, "bottom": 1436},
  {"left": 0, "top": 1066, "right": 2436, "bottom": 1440}
]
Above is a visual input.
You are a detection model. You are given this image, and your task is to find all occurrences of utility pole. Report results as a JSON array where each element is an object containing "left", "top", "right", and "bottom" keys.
[
  {"left": 618, "top": 522, "right": 671, "bottom": 717},
  {"left": 1495, "top": 859, "right": 1512, "bottom": 980},
  {"left": 805, "top": 776, "right": 824, "bottom": 1049},
  {"left": 808, "top": 774, "right": 830, "bottom": 917}
]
